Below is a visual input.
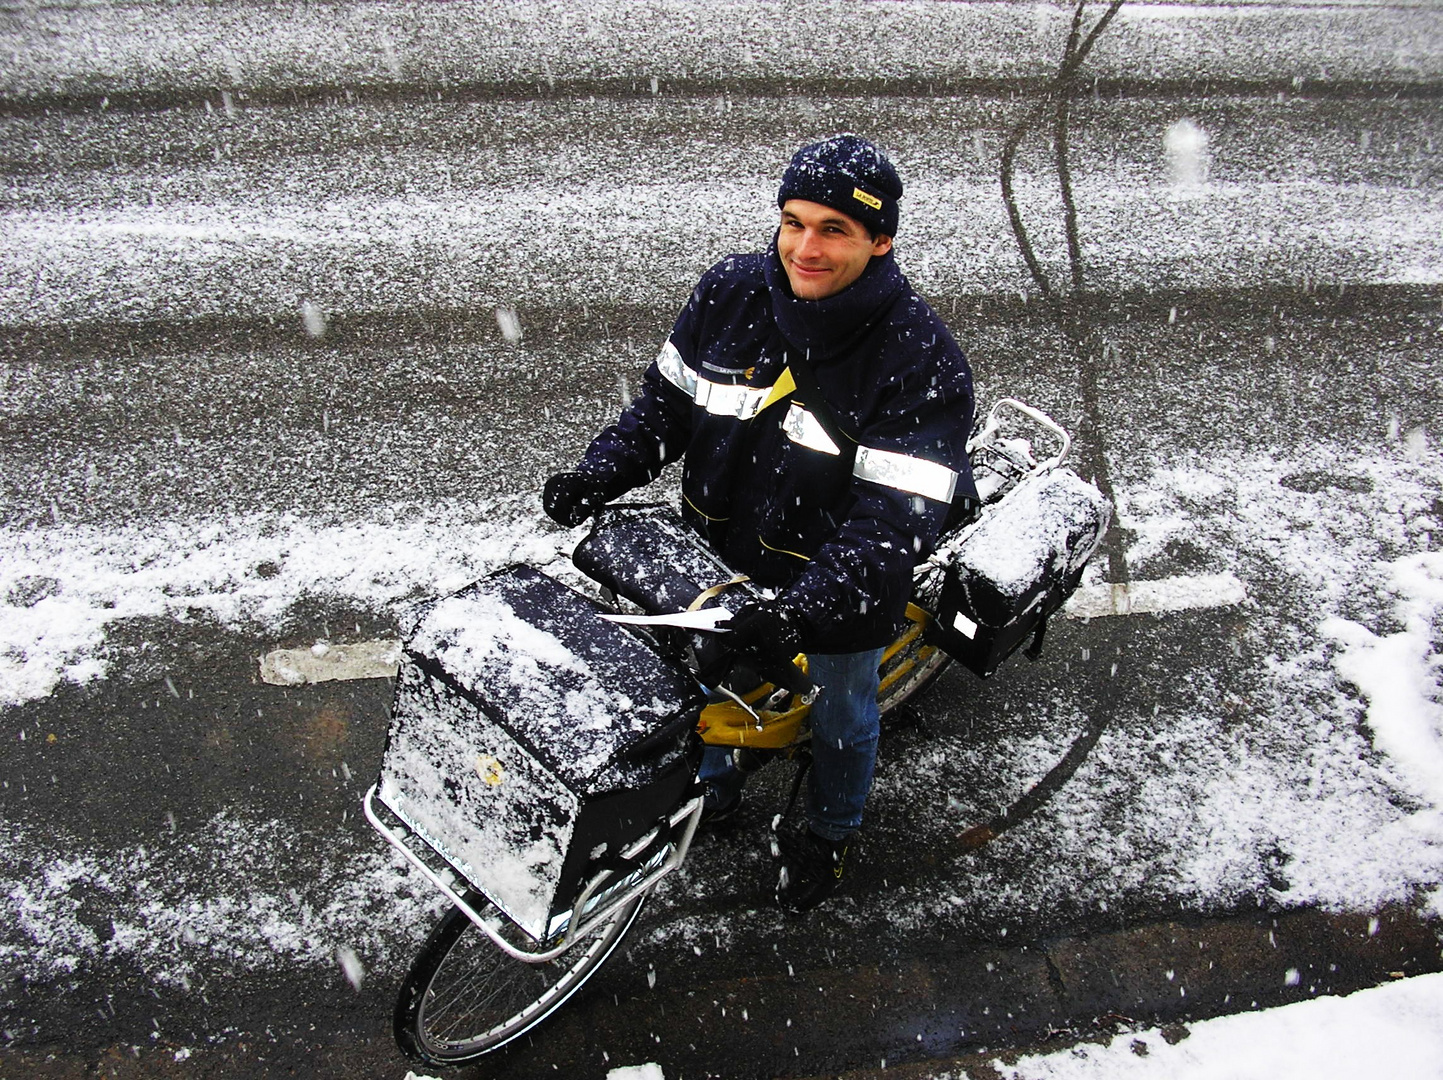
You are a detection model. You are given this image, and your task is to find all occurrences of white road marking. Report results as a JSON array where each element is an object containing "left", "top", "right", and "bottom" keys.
[
  {"left": 259, "top": 640, "right": 401, "bottom": 686},
  {"left": 259, "top": 576, "right": 1247, "bottom": 684},
  {"left": 1064, "top": 572, "right": 1248, "bottom": 619}
]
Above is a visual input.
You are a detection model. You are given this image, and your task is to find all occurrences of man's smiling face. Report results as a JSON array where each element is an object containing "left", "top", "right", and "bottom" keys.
[{"left": 776, "top": 199, "right": 893, "bottom": 301}]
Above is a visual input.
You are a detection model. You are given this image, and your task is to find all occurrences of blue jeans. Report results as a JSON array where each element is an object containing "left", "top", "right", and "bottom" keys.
[{"left": 699, "top": 647, "right": 883, "bottom": 842}]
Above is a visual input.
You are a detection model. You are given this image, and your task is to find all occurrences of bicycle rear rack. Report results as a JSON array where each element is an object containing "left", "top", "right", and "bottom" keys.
[{"left": 364, "top": 784, "right": 703, "bottom": 964}]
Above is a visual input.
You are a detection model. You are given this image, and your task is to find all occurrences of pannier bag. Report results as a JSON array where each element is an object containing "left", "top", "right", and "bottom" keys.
[
  {"left": 927, "top": 466, "right": 1110, "bottom": 679},
  {"left": 573, "top": 503, "right": 762, "bottom": 616},
  {"left": 375, "top": 565, "right": 705, "bottom": 941},
  {"left": 573, "top": 504, "right": 764, "bottom": 682}
]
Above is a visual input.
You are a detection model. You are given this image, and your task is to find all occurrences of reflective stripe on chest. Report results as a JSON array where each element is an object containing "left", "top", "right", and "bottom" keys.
[
  {"left": 656, "top": 340, "right": 959, "bottom": 503},
  {"left": 658, "top": 340, "right": 770, "bottom": 420},
  {"left": 781, "top": 401, "right": 841, "bottom": 455}
]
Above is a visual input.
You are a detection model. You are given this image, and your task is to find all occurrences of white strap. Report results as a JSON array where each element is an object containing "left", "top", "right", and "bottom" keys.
[
  {"left": 781, "top": 402, "right": 842, "bottom": 456},
  {"left": 599, "top": 609, "right": 733, "bottom": 631}
]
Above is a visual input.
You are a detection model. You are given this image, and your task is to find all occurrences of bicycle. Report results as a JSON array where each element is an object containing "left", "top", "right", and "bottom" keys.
[{"left": 363, "top": 398, "right": 1108, "bottom": 1065}]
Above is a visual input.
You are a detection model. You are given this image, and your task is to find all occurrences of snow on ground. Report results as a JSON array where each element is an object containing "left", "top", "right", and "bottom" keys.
[
  {"left": 845, "top": 435, "right": 1443, "bottom": 942},
  {"left": 4, "top": 143, "right": 1439, "bottom": 325},
  {"left": 1, "top": 1, "right": 1435, "bottom": 100},
  {"left": 0, "top": 811, "right": 445, "bottom": 992},
  {"left": 0, "top": 497, "right": 568, "bottom": 706},
  {"left": 4, "top": 84, "right": 1441, "bottom": 328},
  {"left": 984, "top": 971, "right": 1443, "bottom": 1080},
  {"left": 1, "top": 434, "right": 1439, "bottom": 988}
]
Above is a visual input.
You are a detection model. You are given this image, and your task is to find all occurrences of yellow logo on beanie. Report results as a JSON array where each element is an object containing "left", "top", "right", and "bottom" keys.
[{"left": 852, "top": 187, "right": 882, "bottom": 210}]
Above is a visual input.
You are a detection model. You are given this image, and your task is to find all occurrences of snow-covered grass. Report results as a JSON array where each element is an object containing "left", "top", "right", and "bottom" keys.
[{"left": 985, "top": 972, "right": 1443, "bottom": 1080}]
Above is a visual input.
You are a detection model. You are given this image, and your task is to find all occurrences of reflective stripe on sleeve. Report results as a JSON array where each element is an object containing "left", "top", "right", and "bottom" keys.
[
  {"left": 655, "top": 340, "right": 697, "bottom": 397},
  {"left": 853, "top": 445, "right": 959, "bottom": 503},
  {"left": 781, "top": 402, "right": 841, "bottom": 456},
  {"left": 780, "top": 405, "right": 958, "bottom": 502}
]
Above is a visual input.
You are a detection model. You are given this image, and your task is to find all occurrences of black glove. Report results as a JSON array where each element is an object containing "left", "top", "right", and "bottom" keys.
[
  {"left": 542, "top": 471, "right": 609, "bottom": 527},
  {"left": 721, "top": 601, "right": 804, "bottom": 663}
]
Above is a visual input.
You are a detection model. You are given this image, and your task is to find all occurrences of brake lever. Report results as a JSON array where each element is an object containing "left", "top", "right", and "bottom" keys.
[
  {"left": 688, "top": 618, "right": 821, "bottom": 706},
  {"left": 756, "top": 659, "right": 819, "bottom": 705}
]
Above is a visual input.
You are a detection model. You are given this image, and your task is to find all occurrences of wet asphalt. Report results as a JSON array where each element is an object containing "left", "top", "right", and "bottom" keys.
[
  {"left": 3, "top": 3, "right": 1443, "bottom": 1078},
  {"left": 2, "top": 567, "right": 1440, "bottom": 1080}
]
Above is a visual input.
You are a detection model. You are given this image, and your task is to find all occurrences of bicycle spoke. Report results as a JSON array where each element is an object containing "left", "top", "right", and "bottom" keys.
[{"left": 397, "top": 891, "right": 645, "bottom": 1062}]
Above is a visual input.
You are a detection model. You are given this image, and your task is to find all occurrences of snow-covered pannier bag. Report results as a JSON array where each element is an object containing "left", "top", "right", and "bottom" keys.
[
  {"left": 375, "top": 565, "right": 705, "bottom": 941},
  {"left": 572, "top": 503, "right": 761, "bottom": 616},
  {"left": 573, "top": 504, "right": 764, "bottom": 681},
  {"left": 927, "top": 467, "right": 1110, "bottom": 679}
]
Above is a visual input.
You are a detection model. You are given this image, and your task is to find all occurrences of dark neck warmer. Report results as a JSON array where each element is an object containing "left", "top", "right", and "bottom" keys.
[{"left": 763, "top": 234, "right": 906, "bottom": 361}]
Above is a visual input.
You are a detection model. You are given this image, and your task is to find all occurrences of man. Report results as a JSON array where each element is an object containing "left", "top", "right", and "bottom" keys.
[{"left": 544, "top": 134, "right": 976, "bottom": 913}]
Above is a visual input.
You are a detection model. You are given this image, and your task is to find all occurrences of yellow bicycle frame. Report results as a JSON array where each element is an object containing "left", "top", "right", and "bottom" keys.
[{"left": 695, "top": 603, "right": 937, "bottom": 749}]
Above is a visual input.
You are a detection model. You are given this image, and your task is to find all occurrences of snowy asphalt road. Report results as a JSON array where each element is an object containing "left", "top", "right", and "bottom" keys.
[{"left": 3, "top": 2, "right": 1443, "bottom": 1078}]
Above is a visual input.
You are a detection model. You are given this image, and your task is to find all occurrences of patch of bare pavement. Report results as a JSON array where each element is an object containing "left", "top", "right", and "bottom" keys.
[
  {"left": 3, "top": 284, "right": 1439, "bottom": 530},
  {"left": 0, "top": 902, "right": 1437, "bottom": 1078}
]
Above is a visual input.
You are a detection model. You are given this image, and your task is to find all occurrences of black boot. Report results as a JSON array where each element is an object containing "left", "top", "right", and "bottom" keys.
[
  {"left": 775, "top": 827, "right": 853, "bottom": 914},
  {"left": 698, "top": 787, "right": 744, "bottom": 830}
]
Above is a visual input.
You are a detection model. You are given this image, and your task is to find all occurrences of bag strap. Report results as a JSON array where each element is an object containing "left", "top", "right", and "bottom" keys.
[{"left": 687, "top": 574, "right": 751, "bottom": 611}]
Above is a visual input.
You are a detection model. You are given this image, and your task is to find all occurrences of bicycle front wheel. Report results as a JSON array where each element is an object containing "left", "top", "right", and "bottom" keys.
[{"left": 394, "top": 889, "right": 645, "bottom": 1065}]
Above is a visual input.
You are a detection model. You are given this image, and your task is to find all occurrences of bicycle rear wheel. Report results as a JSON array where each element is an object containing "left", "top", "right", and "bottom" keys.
[{"left": 394, "top": 889, "right": 645, "bottom": 1064}]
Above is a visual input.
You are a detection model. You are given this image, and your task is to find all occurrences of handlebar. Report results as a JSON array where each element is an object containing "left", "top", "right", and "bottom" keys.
[
  {"left": 597, "top": 592, "right": 818, "bottom": 703},
  {"left": 752, "top": 657, "right": 818, "bottom": 702},
  {"left": 973, "top": 397, "right": 1072, "bottom": 472}
]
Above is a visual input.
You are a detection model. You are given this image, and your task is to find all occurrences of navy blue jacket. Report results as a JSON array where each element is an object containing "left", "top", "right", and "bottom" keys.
[{"left": 576, "top": 239, "right": 976, "bottom": 653}]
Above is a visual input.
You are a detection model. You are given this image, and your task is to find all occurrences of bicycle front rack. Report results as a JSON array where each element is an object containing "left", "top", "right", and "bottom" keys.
[{"left": 364, "top": 785, "right": 703, "bottom": 964}]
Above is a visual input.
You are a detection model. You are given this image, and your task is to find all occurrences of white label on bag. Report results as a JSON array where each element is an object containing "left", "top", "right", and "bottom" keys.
[{"left": 952, "top": 611, "right": 979, "bottom": 639}]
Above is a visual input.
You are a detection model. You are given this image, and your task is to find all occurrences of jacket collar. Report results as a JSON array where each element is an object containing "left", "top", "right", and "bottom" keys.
[{"left": 763, "top": 233, "right": 905, "bottom": 361}]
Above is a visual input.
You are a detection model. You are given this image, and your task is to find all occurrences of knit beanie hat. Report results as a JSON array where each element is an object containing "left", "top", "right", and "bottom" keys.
[{"left": 776, "top": 134, "right": 903, "bottom": 237}]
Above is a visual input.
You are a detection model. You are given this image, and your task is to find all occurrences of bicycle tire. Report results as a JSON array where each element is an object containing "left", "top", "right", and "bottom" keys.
[
  {"left": 877, "top": 562, "right": 952, "bottom": 716},
  {"left": 394, "top": 889, "right": 645, "bottom": 1064}
]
